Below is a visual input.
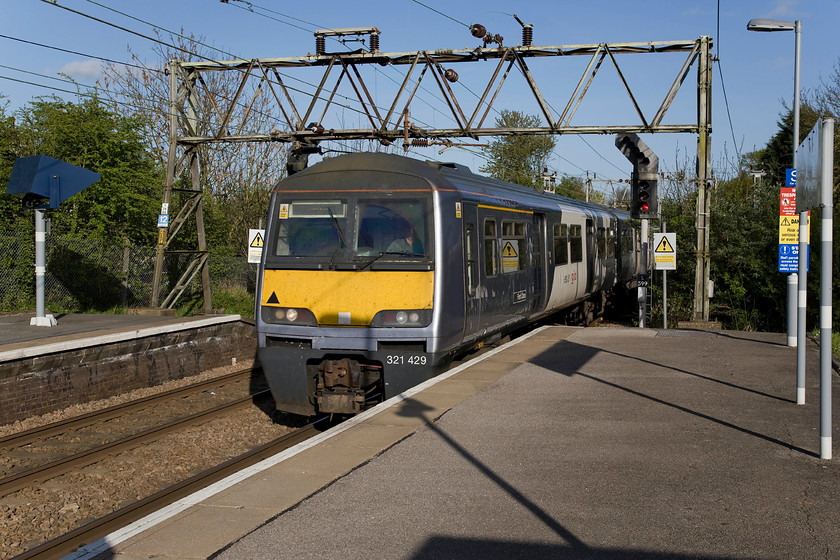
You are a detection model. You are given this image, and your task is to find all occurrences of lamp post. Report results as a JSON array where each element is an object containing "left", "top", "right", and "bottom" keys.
[{"left": 747, "top": 18, "right": 804, "bottom": 402}]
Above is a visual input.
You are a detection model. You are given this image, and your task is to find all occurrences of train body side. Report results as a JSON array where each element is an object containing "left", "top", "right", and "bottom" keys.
[{"left": 256, "top": 153, "right": 638, "bottom": 416}]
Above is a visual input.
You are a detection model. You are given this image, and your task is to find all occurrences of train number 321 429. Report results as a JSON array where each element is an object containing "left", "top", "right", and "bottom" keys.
[{"left": 386, "top": 354, "right": 428, "bottom": 366}]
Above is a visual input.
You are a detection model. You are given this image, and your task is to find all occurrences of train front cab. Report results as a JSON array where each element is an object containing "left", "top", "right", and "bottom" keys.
[{"left": 256, "top": 169, "right": 458, "bottom": 417}]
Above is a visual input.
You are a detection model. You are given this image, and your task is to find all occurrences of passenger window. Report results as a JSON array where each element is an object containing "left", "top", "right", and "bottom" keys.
[
  {"left": 465, "top": 224, "right": 477, "bottom": 296},
  {"left": 597, "top": 227, "right": 606, "bottom": 259},
  {"left": 501, "top": 219, "right": 526, "bottom": 273},
  {"left": 569, "top": 224, "right": 583, "bottom": 263},
  {"left": 553, "top": 224, "right": 568, "bottom": 265},
  {"left": 484, "top": 219, "right": 498, "bottom": 276}
]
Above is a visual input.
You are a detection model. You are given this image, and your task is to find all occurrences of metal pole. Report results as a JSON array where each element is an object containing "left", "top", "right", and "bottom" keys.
[
  {"left": 31, "top": 208, "right": 56, "bottom": 327},
  {"left": 787, "top": 272, "right": 799, "bottom": 348},
  {"left": 796, "top": 210, "right": 807, "bottom": 405},
  {"left": 663, "top": 268, "right": 667, "bottom": 329},
  {"left": 793, "top": 20, "right": 806, "bottom": 401},
  {"left": 152, "top": 60, "right": 179, "bottom": 307},
  {"left": 787, "top": 274, "right": 797, "bottom": 347},
  {"left": 818, "top": 117, "right": 833, "bottom": 460},
  {"left": 662, "top": 222, "right": 668, "bottom": 329},
  {"left": 793, "top": 21, "right": 801, "bottom": 167},
  {"left": 693, "top": 36, "right": 712, "bottom": 322},
  {"left": 639, "top": 218, "right": 649, "bottom": 328}
]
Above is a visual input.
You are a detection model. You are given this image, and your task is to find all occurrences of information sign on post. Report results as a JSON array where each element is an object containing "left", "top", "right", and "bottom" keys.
[
  {"left": 778, "top": 170, "right": 809, "bottom": 273},
  {"left": 653, "top": 233, "right": 676, "bottom": 271},
  {"left": 248, "top": 229, "right": 265, "bottom": 264}
]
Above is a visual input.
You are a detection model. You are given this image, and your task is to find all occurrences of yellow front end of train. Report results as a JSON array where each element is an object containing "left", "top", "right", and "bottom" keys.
[{"left": 260, "top": 269, "right": 434, "bottom": 327}]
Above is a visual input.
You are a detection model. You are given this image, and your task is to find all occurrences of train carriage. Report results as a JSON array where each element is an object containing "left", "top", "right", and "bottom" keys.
[{"left": 256, "top": 152, "right": 637, "bottom": 416}]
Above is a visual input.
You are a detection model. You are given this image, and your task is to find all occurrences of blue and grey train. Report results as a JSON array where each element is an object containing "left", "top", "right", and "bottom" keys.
[{"left": 255, "top": 152, "right": 638, "bottom": 416}]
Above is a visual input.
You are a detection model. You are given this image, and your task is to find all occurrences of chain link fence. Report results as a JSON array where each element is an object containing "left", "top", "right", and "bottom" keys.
[{"left": 0, "top": 231, "right": 253, "bottom": 313}]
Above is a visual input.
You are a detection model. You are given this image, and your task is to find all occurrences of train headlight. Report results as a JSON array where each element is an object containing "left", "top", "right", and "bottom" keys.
[
  {"left": 371, "top": 309, "right": 432, "bottom": 327},
  {"left": 261, "top": 306, "right": 317, "bottom": 326}
]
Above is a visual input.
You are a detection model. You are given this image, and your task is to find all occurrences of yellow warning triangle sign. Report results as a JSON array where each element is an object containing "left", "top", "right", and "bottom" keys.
[
  {"left": 655, "top": 236, "right": 674, "bottom": 253},
  {"left": 781, "top": 217, "right": 791, "bottom": 227},
  {"left": 250, "top": 232, "right": 264, "bottom": 248},
  {"left": 502, "top": 241, "right": 517, "bottom": 257}
]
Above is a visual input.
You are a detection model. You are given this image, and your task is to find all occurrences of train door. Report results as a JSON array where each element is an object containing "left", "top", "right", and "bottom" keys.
[
  {"left": 476, "top": 208, "right": 527, "bottom": 330},
  {"left": 530, "top": 213, "right": 549, "bottom": 315},
  {"left": 462, "top": 202, "right": 480, "bottom": 334}
]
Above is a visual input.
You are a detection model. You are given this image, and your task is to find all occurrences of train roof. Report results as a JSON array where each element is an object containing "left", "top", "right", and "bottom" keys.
[{"left": 280, "top": 152, "right": 628, "bottom": 220}]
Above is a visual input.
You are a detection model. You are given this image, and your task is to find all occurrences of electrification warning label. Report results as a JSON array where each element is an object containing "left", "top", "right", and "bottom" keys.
[
  {"left": 248, "top": 229, "right": 265, "bottom": 264},
  {"left": 653, "top": 233, "right": 676, "bottom": 271},
  {"left": 502, "top": 240, "right": 519, "bottom": 273}
]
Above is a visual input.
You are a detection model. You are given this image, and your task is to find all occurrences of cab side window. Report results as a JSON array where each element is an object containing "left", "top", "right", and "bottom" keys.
[{"left": 484, "top": 219, "right": 498, "bottom": 276}]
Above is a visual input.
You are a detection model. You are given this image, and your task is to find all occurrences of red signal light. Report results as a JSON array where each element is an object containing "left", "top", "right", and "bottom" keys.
[{"left": 640, "top": 202, "right": 649, "bottom": 212}]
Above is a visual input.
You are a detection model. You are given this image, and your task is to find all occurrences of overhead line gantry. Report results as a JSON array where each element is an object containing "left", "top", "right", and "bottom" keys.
[{"left": 153, "top": 30, "right": 712, "bottom": 322}]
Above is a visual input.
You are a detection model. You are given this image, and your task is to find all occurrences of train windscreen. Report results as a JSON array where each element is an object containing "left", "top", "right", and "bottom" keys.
[{"left": 270, "top": 197, "right": 430, "bottom": 261}]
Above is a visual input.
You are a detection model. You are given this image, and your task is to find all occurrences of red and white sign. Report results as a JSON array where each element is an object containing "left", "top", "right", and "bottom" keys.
[{"left": 780, "top": 187, "right": 796, "bottom": 216}]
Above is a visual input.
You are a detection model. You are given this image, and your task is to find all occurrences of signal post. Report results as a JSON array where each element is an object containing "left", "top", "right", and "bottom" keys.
[{"left": 615, "top": 134, "right": 659, "bottom": 327}]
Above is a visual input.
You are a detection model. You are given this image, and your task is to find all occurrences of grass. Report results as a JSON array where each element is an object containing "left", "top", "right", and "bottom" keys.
[
  {"left": 834, "top": 331, "right": 840, "bottom": 361},
  {"left": 811, "top": 328, "right": 840, "bottom": 362},
  {"left": 204, "top": 283, "right": 256, "bottom": 319}
]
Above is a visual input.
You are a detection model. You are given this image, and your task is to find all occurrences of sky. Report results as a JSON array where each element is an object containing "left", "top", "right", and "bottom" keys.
[{"left": 1, "top": 0, "right": 838, "bottom": 199}]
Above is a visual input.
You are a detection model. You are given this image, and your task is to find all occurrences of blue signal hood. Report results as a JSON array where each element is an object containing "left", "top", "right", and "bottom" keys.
[{"left": 5, "top": 155, "right": 101, "bottom": 209}]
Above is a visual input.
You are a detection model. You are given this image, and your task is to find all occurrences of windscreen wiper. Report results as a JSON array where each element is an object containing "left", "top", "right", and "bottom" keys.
[{"left": 327, "top": 208, "right": 348, "bottom": 269}]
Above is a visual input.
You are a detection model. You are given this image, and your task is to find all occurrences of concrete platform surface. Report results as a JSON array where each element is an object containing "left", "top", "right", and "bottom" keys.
[
  {"left": 0, "top": 312, "right": 239, "bottom": 358},
  {"left": 81, "top": 326, "right": 839, "bottom": 560},
  {"left": 0, "top": 312, "right": 230, "bottom": 349}
]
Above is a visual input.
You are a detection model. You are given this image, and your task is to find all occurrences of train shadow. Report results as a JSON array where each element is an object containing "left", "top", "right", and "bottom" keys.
[
  {"left": 391, "top": 391, "right": 776, "bottom": 560},
  {"left": 408, "top": 536, "right": 767, "bottom": 560},
  {"left": 527, "top": 337, "right": 815, "bottom": 458}
]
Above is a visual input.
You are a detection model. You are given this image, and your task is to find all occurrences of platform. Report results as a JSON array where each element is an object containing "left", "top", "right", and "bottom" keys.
[
  {"left": 67, "top": 326, "right": 840, "bottom": 560},
  {"left": 0, "top": 312, "right": 254, "bottom": 424},
  {"left": 0, "top": 312, "right": 229, "bottom": 356}
]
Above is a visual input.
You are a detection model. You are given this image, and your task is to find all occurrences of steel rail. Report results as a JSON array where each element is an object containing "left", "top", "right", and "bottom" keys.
[
  {"left": 0, "top": 389, "right": 270, "bottom": 498},
  {"left": 0, "top": 368, "right": 259, "bottom": 449},
  {"left": 12, "top": 422, "right": 323, "bottom": 560}
]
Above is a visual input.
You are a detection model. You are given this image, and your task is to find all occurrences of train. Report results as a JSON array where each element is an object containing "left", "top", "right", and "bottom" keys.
[{"left": 255, "top": 152, "right": 639, "bottom": 416}]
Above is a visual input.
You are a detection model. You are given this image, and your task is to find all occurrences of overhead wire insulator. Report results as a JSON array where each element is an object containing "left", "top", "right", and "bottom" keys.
[
  {"left": 315, "top": 35, "right": 325, "bottom": 55},
  {"left": 410, "top": 139, "right": 431, "bottom": 147},
  {"left": 370, "top": 32, "right": 379, "bottom": 53},
  {"left": 470, "top": 24, "right": 487, "bottom": 38},
  {"left": 522, "top": 24, "right": 533, "bottom": 47},
  {"left": 444, "top": 68, "right": 459, "bottom": 83}
]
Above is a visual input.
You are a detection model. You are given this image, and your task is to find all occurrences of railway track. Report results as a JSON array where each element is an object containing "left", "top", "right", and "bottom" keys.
[
  {"left": 0, "top": 367, "right": 311, "bottom": 560},
  {"left": 11, "top": 422, "right": 323, "bottom": 560},
  {"left": 0, "top": 368, "right": 263, "bottom": 496},
  {"left": 3, "top": 342, "right": 513, "bottom": 560}
]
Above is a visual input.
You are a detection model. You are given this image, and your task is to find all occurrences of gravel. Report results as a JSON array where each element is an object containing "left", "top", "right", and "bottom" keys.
[{"left": 0, "top": 360, "right": 307, "bottom": 559}]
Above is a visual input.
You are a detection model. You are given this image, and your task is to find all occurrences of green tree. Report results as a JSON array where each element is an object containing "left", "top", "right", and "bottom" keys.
[
  {"left": 755, "top": 102, "right": 820, "bottom": 185},
  {"left": 12, "top": 96, "right": 161, "bottom": 244},
  {"left": 0, "top": 99, "right": 27, "bottom": 232},
  {"left": 555, "top": 175, "right": 587, "bottom": 201},
  {"left": 100, "top": 34, "right": 287, "bottom": 258},
  {"left": 708, "top": 171, "right": 785, "bottom": 331},
  {"left": 479, "top": 110, "right": 556, "bottom": 190}
]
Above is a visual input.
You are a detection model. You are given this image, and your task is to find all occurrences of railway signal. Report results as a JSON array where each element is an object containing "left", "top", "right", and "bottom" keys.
[{"left": 614, "top": 133, "right": 659, "bottom": 219}]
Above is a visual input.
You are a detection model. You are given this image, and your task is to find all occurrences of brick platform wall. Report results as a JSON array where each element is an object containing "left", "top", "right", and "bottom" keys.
[{"left": 0, "top": 321, "right": 256, "bottom": 425}]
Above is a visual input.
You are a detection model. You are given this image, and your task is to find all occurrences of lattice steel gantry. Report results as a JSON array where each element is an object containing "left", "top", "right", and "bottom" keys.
[{"left": 152, "top": 32, "right": 712, "bottom": 313}]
